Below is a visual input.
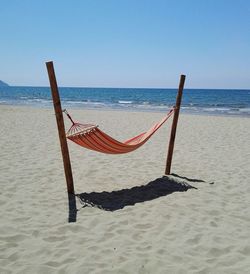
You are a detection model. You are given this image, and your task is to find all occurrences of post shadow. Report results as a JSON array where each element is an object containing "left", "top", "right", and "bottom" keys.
[{"left": 68, "top": 193, "right": 77, "bottom": 222}]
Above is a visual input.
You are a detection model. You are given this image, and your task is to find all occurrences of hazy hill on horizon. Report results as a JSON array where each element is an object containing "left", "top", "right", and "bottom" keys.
[{"left": 0, "top": 80, "right": 9, "bottom": 86}]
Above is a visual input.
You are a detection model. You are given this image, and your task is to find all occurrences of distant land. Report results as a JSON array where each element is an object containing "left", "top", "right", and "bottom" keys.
[{"left": 0, "top": 80, "right": 9, "bottom": 86}]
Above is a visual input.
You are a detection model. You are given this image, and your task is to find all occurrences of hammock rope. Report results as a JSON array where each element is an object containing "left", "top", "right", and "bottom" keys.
[{"left": 64, "top": 108, "right": 175, "bottom": 154}]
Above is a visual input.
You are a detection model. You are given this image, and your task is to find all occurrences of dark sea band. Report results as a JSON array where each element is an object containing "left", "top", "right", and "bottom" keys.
[{"left": 0, "top": 86, "right": 250, "bottom": 117}]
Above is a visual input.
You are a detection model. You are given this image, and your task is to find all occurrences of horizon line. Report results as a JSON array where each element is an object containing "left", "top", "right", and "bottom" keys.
[{"left": 2, "top": 84, "right": 250, "bottom": 91}]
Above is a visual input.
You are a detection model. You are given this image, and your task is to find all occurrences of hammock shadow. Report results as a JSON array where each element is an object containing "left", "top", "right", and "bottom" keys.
[
  {"left": 171, "top": 173, "right": 206, "bottom": 183},
  {"left": 171, "top": 173, "right": 214, "bottom": 184},
  {"left": 76, "top": 176, "right": 197, "bottom": 211}
]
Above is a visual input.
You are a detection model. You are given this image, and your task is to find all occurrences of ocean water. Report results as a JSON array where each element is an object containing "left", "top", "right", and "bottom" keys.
[{"left": 0, "top": 86, "right": 250, "bottom": 117}]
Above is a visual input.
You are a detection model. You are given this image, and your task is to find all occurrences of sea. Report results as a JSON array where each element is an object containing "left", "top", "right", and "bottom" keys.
[{"left": 0, "top": 86, "right": 250, "bottom": 117}]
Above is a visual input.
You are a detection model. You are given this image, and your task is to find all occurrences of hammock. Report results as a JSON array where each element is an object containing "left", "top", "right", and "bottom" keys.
[{"left": 65, "top": 108, "right": 174, "bottom": 154}]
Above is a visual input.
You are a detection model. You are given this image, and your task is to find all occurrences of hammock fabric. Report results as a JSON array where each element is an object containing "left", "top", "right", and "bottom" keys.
[{"left": 65, "top": 108, "right": 174, "bottom": 154}]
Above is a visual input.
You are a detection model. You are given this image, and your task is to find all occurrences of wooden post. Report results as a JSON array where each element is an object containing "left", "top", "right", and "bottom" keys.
[
  {"left": 165, "top": 75, "right": 186, "bottom": 175},
  {"left": 46, "top": 61, "right": 75, "bottom": 194}
]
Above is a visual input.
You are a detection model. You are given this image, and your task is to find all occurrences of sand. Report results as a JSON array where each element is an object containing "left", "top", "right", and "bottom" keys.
[{"left": 0, "top": 105, "right": 250, "bottom": 274}]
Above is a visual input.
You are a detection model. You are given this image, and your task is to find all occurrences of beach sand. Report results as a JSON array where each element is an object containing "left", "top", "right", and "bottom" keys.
[{"left": 0, "top": 105, "right": 250, "bottom": 273}]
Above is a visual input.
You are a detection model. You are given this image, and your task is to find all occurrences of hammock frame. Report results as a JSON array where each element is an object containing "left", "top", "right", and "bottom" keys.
[{"left": 46, "top": 61, "right": 185, "bottom": 222}]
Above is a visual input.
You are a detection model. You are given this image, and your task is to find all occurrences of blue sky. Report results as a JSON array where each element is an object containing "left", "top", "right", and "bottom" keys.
[{"left": 0, "top": 0, "right": 249, "bottom": 88}]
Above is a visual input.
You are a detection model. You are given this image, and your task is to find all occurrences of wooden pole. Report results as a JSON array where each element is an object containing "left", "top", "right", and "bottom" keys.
[
  {"left": 165, "top": 75, "right": 186, "bottom": 175},
  {"left": 46, "top": 61, "right": 75, "bottom": 194}
]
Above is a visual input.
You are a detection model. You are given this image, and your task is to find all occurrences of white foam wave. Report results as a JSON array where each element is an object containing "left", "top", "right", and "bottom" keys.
[
  {"left": 118, "top": 100, "right": 133, "bottom": 104},
  {"left": 66, "top": 101, "right": 105, "bottom": 106},
  {"left": 239, "top": 108, "right": 250, "bottom": 113}
]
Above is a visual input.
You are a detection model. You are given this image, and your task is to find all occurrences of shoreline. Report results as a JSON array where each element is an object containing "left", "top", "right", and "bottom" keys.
[{"left": 1, "top": 103, "right": 250, "bottom": 119}]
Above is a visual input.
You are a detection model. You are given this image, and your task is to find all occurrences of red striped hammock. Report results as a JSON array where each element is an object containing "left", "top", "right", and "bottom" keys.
[{"left": 66, "top": 108, "right": 174, "bottom": 154}]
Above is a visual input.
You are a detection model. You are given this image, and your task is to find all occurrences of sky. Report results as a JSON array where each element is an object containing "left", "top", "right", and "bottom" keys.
[{"left": 0, "top": 0, "right": 249, "bottom": 88}]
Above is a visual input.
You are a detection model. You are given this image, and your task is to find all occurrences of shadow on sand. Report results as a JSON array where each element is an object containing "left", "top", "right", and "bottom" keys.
[
  {"left": 75, "top": 175, "right": 197, "bottom": 213},
  {"left": 68, "top": 193, "right": 78, "bottom": 223}
]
